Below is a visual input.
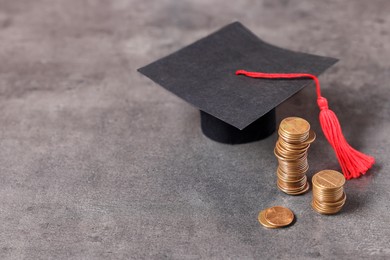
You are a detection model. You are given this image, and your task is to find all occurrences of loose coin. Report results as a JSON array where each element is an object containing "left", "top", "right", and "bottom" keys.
[
  {"left": 264, "top": 206, "right": 294, "bottom": 227},
  {"left": 258, "top": 210, "right": 277, "bottom": 229}
]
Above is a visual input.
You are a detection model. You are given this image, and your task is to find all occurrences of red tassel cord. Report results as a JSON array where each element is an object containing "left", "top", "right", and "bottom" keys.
[{"left": 236, "top": 70, "right": 375, "bottom": 180}]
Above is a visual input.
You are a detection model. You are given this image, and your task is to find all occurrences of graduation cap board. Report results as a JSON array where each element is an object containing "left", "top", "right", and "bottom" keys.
[{"left": 138, "top": 22, "right": 337, "bottom": 144}]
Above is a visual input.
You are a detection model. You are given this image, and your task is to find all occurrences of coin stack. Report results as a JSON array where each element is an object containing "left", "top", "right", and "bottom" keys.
[
  {"left": 274, "top": 117, "right": 316, "bottom": 195},
  {"left": 312, "top": 170, "right": 346, "bottom": 214},
  {"left": 258, "top": 206, "right": 295, "bottom": 229}
]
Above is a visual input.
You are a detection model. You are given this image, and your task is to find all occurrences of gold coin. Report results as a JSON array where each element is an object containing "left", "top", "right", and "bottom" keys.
[
  {"left": 264, "top": 206, "right": 294, "bottom": 227},
  {"left": 279, "top": 117, "right": 310, "bottom": 136},
  {"left": 278, "top": 164, "right": 309, "bottom": 175},
  {"left": 315, "top": 192, "right": 346, "bottom": 207},
  {"left": 276, "top": 146, "right": 307, "bottom": 159},
  {"left": 278, "top": 131, "right": 309, "bottom": 143},
  {"left": 312, "top": 199, "right": 345, "bottom": 215},
  {"left": 277, "top": 176, "right": 307, "bottom": 189},
  {"left": 277, "top": 170, "right": 306, "bottom": 182},
  {"left": 274, "top": 148, "right": 308, "bottom": 162},
  {"left": 302, "top": 130, "right": 316, "bottom": 144},
  {"left": 277, "top": 181, "right": 310, "bottom": 195},
  {"left": 312, "top": 187, "right": 344, "bottom": 202},
  {"left": 312, "top": 170, "right": 345, "bottom": 189},
  {"left": 258, "top": 210, "right": 277, "bottom": 229},
  {"left": 278, "top": 138, "right": 310, "bottom": 149}
]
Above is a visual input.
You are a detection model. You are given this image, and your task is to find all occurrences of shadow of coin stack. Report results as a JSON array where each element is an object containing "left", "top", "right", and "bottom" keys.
[
  {"left": 274, "top": 117, "right": 316, "bottom": 195},
  {"left": 312, "top": 170, "right": 346, "bottom": 214}
]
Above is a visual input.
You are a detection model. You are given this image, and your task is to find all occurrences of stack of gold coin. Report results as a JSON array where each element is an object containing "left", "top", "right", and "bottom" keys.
[
  {"left": 274, "top": 117, "right": 316, "bottom": 195},
  {"left": 312, "top": 170, "right": 346, "bottom": 214},
  {"left": 258, "top": 206, "right": 295, "bottom": 229}
]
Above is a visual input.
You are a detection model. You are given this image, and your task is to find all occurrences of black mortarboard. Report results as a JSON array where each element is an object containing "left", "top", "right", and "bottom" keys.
[{"left": 138, "top": 22, "right": 338, "bottom": 144}]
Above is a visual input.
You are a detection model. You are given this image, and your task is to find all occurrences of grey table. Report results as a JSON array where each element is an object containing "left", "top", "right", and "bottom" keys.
[{"left": 0, "top": 0, "right": 389, "bottom": 259}]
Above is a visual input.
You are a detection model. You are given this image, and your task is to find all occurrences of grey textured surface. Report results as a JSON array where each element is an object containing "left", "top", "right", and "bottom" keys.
[{"left": 0, "top": 0, "right": 389, "bottom": 259}]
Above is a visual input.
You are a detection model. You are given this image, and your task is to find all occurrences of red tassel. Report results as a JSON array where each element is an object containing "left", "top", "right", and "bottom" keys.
[{"left": 236, "top": 70, "right": 375, "bottom": 180}]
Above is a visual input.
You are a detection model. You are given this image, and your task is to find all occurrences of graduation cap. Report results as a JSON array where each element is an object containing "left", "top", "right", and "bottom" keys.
[{"left": 138, "top": 22, "right": 374, "bottom": 179}]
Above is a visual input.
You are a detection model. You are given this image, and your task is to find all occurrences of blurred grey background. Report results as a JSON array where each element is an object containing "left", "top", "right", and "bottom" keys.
[{"left": 0, "top": 0, "right": 389, "bottom": 259}]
